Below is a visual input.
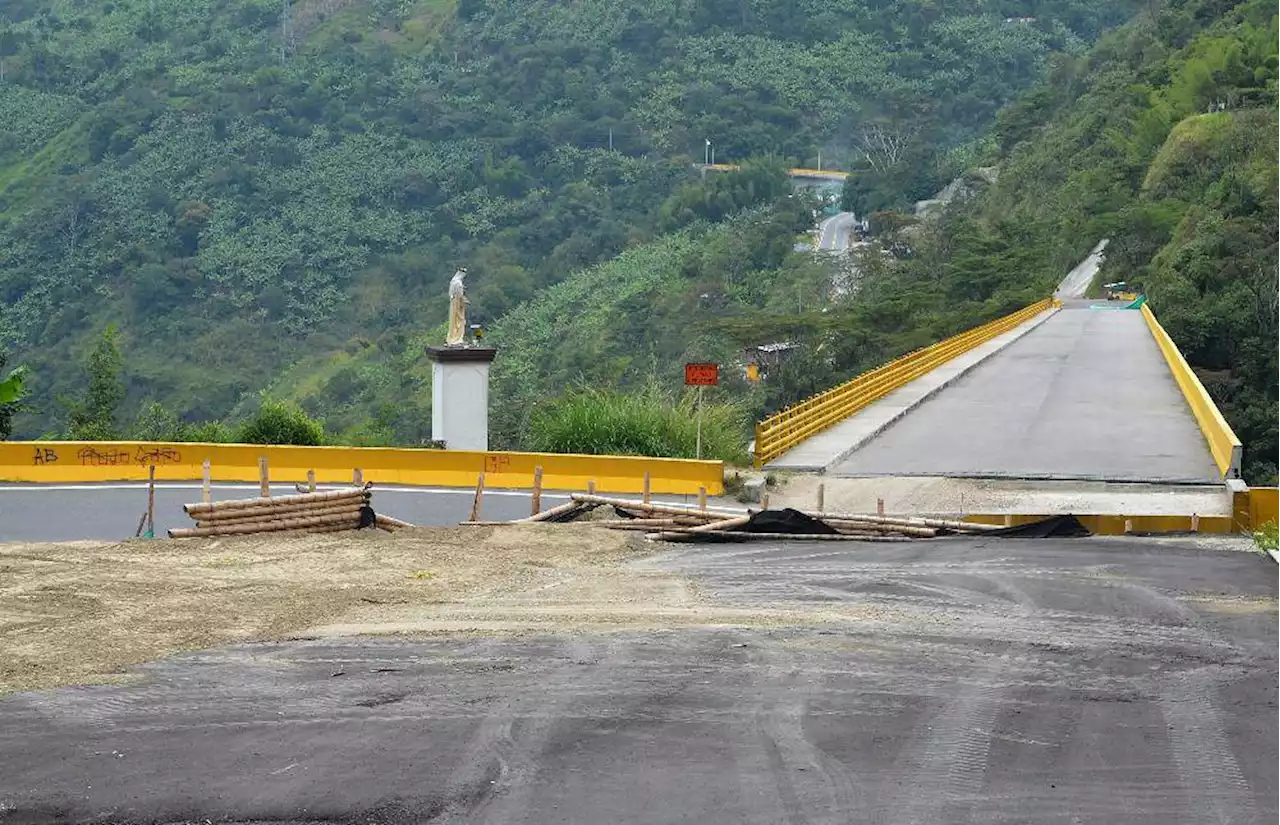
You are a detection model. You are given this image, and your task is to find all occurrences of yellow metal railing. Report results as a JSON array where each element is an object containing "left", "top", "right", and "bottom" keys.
[
  {"left": 753, "top": 297, "right": 1058, "bottom": 468},
  {"left": 1140, "top": 303, "right": 1242, "bottom": 479}
]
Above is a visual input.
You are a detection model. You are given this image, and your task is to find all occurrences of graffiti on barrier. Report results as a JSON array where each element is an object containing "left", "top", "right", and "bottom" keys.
[
  {"left": 485, "top": 454, "right": 512, "bottom": 474},
  {"left": 42, "top": 446, "right": 186, "bottom": 467}
]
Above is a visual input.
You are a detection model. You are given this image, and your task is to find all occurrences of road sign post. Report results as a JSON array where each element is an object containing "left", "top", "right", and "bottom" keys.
[{"left": 684, "top": 363, "right": 719, "bottom": 460}]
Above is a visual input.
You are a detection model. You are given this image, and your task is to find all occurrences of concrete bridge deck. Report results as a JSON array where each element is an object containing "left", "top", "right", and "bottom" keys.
[{"left": 825, "top": 305, "right": 1220, "bottom": 483}]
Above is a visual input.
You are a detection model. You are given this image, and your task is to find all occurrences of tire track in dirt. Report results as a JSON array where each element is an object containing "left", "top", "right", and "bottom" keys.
[
  {"left": 878, "top": 572, "right": 1038, "bottom": 825},
  {"left": 747, "top": 641, "right": 863, "bottom": 825},
  {"left": 1161, "top": 667, "right": 1259, "bottom": 825}
]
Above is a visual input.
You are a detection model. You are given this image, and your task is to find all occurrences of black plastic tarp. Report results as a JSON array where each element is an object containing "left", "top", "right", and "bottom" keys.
[
  {"left": 740, "top": 508, "right": 840, "bottom": 535},
  {"left": 982, "top": 515, "right": 1091, "bottom": 538}
]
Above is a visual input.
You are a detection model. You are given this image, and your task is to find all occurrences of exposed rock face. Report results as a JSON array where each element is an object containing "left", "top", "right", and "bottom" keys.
[{"left": 913, "top": 166, "right": 1000, "bottom": 219}]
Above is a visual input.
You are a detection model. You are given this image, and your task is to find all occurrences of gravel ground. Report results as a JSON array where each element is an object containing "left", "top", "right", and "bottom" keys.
[{"left": 0, "top": 526, "right": 686, "bottom": 695}]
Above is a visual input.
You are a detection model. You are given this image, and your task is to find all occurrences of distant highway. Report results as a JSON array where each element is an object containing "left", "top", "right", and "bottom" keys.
[
  {"left": 0, "top": 484, "right": 722, "bottom": 542},
  {"left": 818, "top": 211, "right": 859, "bottom": 251}
]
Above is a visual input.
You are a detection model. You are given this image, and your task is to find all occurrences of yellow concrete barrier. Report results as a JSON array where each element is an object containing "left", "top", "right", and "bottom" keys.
[
  {"left": 1140, "top": 304, "right": 1242, "bottom": 479},
  {"left": 1248, "top": 487, "right": 1278, "bottom": 531},
  {"left": 964, "top": 513, "right": 1236, "bottom": 535},
  {"left": 0, "top": 442, "right": 723, "bottom": 495},
  {"left": 753, "top": 297, "right": 1058, "bottom": 468}
]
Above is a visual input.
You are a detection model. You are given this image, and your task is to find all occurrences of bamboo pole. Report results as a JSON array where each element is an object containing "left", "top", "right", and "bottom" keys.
[
  {"left": 353, "top": 468, "right": 364, "bottom": 486},
  {"left": 170, "top": 510, "right": 363, "bottom": 538},
  {"left": 134, "top": 511, "right": 148, "bottom": 538},
  {"left": 642, "top": 471, "right": 651, "bottom": 505},
  {"left": 307, "top": 469, "right": 316, "bottom": 493},
  {"left": 517, "top": 500, "right": 590, "bottom": 523},
  {"left": 795, "top": 509, "right": 999, "bottom": 533},
  {"left": 185, "top": 488, "right": 367, "bottom": 516},
  {"left": 569, "top": 494, "right": 742, "bottom": 520},
  {"left": 201, "top": 459, "right": 212, "bottom": 505},
  {"left": 649, "top": 529, "right": 912, "bottom": 543},
  {"left": 146, "top": 465, "right": 156, "bottom": 538},
  {"left": 531, "top": 466, "right": 543, "bottom": 517},
  {"left": 197, "top": 502, "right": 364, "bottom": 528},
  {"left": 259, "top": 457, "right": 270, "bottom": 498},
  {"left": 820, "top": 518, "right": 937, "bottom": 538},
  {"left": 190, "top": 493, "right": 369, "bottom": 522},
  {"left": 469, "top": 473, "right": 485, "bottom": 522},
  {"left": 375, "top": 513, "right": 414, "bottom": 531},
  {"left": 698, "top": 486, "right": 707, "bottom": 513},
  {"left": 687, "top": 514, "right": 751, "bottom": 533}
]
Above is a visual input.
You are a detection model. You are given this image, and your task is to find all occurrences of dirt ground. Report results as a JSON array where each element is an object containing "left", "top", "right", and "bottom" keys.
[{"left": 0, "top": 525, "right": 809, "bottom": 696}]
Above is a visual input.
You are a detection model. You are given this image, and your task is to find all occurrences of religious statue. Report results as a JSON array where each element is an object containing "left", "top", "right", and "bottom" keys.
[{"left": 446, "top": 267, "right": 469, "bottom": 346}]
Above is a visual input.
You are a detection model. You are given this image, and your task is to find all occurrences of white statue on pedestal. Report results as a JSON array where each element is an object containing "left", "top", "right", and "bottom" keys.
[{"left": 446, "top": 267, "right": 469, "bottom": 346}]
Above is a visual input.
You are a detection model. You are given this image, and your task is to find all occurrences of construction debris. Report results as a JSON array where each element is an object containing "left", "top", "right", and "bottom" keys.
[
  {"left": 462, "top": 492, "right": 1003, "bottom": 543},
  {"left": 171, "top": 483, "right": 416, "bottom": 538}
]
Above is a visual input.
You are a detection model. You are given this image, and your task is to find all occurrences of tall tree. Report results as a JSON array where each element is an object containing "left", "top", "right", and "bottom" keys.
[{"left": 67, "top": 325, "right": 125, "bottom": 441}]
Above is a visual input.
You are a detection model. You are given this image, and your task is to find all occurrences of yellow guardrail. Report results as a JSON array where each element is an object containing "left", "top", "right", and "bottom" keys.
[
  {"left": 0, "top": 442, "right": 723, "bottom": 495},
  {"left": 753, "top": 297, "right": 1058, "bottom": 468},
  {"left": 1140, "top": 303, "right": 1242, "bottom": 479}
]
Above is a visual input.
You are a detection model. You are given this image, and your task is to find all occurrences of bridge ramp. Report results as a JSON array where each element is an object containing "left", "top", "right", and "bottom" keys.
[{"left": 829, "top": 306, "right": 1220, "bottom": 483}]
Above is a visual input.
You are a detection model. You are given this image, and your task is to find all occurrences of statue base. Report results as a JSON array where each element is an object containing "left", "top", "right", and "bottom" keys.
[{"left": 425, "top": 346, "right": 498, "bottom": 451}]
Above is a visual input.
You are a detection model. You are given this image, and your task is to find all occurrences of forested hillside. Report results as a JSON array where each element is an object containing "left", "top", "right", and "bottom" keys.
[
  {"left": 0, "top": 0, "right": 1136, "bottom": 439},
  {"left": 818, "top": 0, "right": 1276, "bottom": 482}
]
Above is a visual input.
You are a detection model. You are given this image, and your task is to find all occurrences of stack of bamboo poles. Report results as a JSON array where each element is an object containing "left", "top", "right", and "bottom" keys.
[
  {"left": 468, "top": 490, "right": 1001, "bottom": 543},
  {"left": 169, "top": 485, "right": 412, "bottom": 539}
]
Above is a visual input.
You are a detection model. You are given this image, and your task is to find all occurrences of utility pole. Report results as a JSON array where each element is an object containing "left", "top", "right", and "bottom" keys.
[
  {"left": 704, "top": 138, "right": 710, "bottom": 166},
  {"left": 817, "top": 149, "right": 822, "bottom": 171},
  {"left": 280, "top": 0, "right": 294, "bottom": 63},
  {"left": 609, "top": 127, "right": 613, "bottom": 151}
]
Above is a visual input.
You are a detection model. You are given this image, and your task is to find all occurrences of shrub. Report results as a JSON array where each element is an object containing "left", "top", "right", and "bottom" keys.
[
  {"left": 526, "top": 384, "right": 747, "bottom": 462},
  {"left": 236, "top": 400, "right": 325, "bottom": 445}
]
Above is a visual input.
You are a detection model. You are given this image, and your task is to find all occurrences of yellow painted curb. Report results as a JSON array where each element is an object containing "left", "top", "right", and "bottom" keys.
[
  {"left": 1140, "top": 303, "right": 1242, "bottom": 479},
  {"left": 0, "top": 442, "right": 724, "bottom": 496}
]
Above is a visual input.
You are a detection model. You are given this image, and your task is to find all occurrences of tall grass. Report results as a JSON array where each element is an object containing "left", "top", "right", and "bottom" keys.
[{"left": 527, "top": 384, "right": 748, "bottom": 462}]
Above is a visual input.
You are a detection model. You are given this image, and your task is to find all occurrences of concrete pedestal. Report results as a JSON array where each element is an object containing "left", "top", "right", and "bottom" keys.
[{"left": 425, "top": 347, "right": 498, "bottom": 451}]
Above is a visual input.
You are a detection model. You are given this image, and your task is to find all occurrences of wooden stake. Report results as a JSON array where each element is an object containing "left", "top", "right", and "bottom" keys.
[
  {"left": 1003, "top": 514, "right": 1014, "bottom": 527},
  {"left": 259, "top": 456, "right": 270, "bottom": 498},
  {"left": 353, "top": 468, "right": 364, "bottom": 486},
  {"left": 587, "top": 479, "right": 596, "bottom": 495},
  {"left": 817, "top": 483, "right": 825, "bottom": 513},
  {"left": 201, "top": 459, "right": 212, "bottom": 505},
  {"left": 876, "top": 497, "right": 885, "bottom": 516},
  {"left": 761, "top": 492, "right": 770, "bottom": 510},
  {"left": 469, "top": 473, "right": 486, "bottom": 522},
  {"left": 134, "top": 511, "right": 148, "bottom": 538},
  {"left": 307, "top": 469, "right": 316, "bottom": 493},
  {"left": 1124, "top": 518, "right": 1134, "bottom": 534},
  {"left": 146, "top": 465, "right": 156, "bottom": 538},
  {"left": 698, "top": 486, "right": 708, "bottom": 512},
  {"left": 1190, "top": 513, "right": 1200, "bottom": 532},
  {"left": 642, "top": 471, "right": 651, "bottom": 505},
  {"left": 531, "top": 466, "right": 543, "bottom": 517}
]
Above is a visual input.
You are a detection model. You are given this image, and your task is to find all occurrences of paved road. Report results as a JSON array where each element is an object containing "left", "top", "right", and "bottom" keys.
[
  {"left": 1055, "top": 239, "right": 1109, "bottom": 299},
  {"left": 818, "top": 211, "right": 858, "bottom": 251},
  {"left": 830, "top": 306, "right": 1221, "bottom": 483},
  {"left": 1, "top": 537, "right": 1274, "bottom": 824},
  {"left": 0, "top": 484, "right": 723, "bottom": 542},
  {"left": 0, "top": 484, "right": 552, "bottom": 542}
]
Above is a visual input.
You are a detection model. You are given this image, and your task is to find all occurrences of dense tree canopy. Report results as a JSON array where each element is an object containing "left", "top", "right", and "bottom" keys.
[{"left": 0, "top": 0, "right": 1137, "bottom": 439}]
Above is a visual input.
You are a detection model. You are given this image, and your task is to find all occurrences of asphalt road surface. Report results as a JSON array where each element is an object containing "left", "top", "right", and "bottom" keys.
[
  {"left": 818, "top": 211, "right": 858, "bottom": 251},
  {"left": 0, "top": 484, "right": 716, "bottom": 542},
  {"left": 830, "top": 306, "right": 1222, "bottom": 483},
  {"left": 1, "top": 537, "right": 1274, "bottom": 823}
]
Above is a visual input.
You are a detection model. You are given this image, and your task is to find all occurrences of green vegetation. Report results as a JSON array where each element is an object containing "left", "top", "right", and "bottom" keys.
[
  {"left": 0, "top": 352, "right": 30, "bottom": 438},
  {"left": 65, "top": 325, "right": 124, "bottom": 440},
  {"left": 0, "top": 0, "right": 1137, "bottom": 440},
  {"left": 1253, "top": 522, "right": 1278, "bottom": 553},
  {"left": 838, "top": 0, "right": 1278, "bottom": 483},
  {"left": 527, "top": 384, "right": 747, "bottom": 462},
  {"left": 235, "top": 399, "right": 326, "bottom": 446}
]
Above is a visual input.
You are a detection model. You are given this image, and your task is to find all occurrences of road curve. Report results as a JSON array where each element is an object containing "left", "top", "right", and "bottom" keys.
[{"left": 818, "top": 211, "right": 858, "bottom": 251}]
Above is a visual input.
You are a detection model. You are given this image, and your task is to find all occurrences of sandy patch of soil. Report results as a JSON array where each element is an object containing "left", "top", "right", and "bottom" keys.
[{"left": 0, "top": 526, "right": 832, "bottom": 695}]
